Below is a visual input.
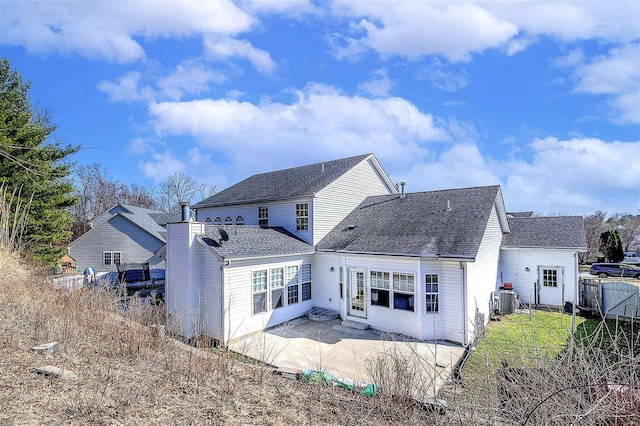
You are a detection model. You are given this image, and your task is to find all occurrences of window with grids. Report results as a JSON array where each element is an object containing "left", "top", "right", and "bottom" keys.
[
  {"left": 370, "top": 271, "right": 390, "bottom": 307},
  {"left": 252, "top": 270, "right": 268, "bottom": 314},
  {"left": 542, "top": 269, "right": 558, "bottom": 287},
  {"left": 103, "top": 251, "right": 122, "bottom": 266},
  {"left": 393, "top": 273, "right": 415, "bottom": 311},
  {"left": 301, "top": 264, "right": 312, "bottom": 301},
  {"left": 425, "top": 274, "right": 439, "bottom": 313},
  {"left": 296, "top": 203, "right": 309, "bottom": 231},
  {"left": 287, "top": 265, "right": 299, "bottom": 305},
  {"left": 271, "top": 268, "right": 284, "bottom": 310},
  {"left": 258, "top": 206, "right": 268, "bottom": 227}
]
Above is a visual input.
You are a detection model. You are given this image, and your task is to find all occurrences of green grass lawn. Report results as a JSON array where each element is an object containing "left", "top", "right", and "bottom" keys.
[{"left": 463, "top": 311, "right": 586, "bottom": 382}]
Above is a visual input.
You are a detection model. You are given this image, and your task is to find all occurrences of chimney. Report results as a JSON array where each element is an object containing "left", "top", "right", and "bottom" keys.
[
  {"left": 399, "top": 182, "right": 406, "bottom": 198},
  {"left": 180, "top": 202, "right": 190, "bottom": 222}
]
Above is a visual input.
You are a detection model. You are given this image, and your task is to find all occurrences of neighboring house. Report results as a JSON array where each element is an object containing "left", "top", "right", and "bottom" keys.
[
  {"left": 69, "top": 204, "right": 180, "bottom": 273},
  {"left": 164, "top": 153, "right": 586, "bottom": 347},
  {"left": 498, "top": 215, "right": 587, "bottom": 307}
]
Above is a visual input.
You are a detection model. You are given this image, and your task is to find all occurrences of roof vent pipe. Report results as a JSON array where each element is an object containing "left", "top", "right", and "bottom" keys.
[
  {"left": 180, "top": 202, "right": 191, "bottom": 222},
  {"left": 399, "top": 181, "right": 406, "bottom": 198},
  {"left": 447, "top": 200, "right": 451, "bottom": 211}
]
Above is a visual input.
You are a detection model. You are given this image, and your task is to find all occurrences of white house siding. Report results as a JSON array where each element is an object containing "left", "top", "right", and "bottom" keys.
[
  {"left": 166, "top": 222, "right": 205, "bottom": 339},
  {"left": 222, "top": 254, "right": 314, "bottom": 343},
  {"left": 499, "top": 248, "right": 579, "bottom": 306},
  {"left": 196, "top": 197, "right": 314, "bottom": 245},
  {"left": 311, "top": 252, "right": 342, "bottom": 313},
  {"left": 465, "top": 204, "right": 503, "bottom": 345},
  {"left": 199, "top": 246, "right": 224, "bottom": 341},
  {"left": 70, "top": 215, "right": 165, "bottom": 273},
  {"left": 313, "top": 158, "right": 395, "bottom": 245},
  {"left": 418, "top": 259, "right": 447, "bottom": 342},
  {"left": 338, "top": 254, "right": 423, "bottom": 339},
  {"left": 440, "top": 261, "right": 465, "bottom": 344}
]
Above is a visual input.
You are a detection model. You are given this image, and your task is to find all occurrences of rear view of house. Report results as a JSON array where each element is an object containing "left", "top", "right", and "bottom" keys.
[{"left": 164, "top": 153, "right": 586, "bottom": 347}]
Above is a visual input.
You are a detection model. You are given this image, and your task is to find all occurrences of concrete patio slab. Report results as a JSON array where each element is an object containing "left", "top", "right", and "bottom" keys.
[{"left": 228, "top": 317, "right": 465, "bottom": 398}]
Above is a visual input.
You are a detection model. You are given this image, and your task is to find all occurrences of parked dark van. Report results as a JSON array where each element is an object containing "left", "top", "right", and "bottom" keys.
[{"left": 589, "top": 263, "right": 640, "bottom": 279}]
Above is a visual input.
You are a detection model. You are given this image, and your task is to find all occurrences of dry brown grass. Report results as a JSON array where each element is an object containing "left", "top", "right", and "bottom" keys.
[{"left": 0, "top": 250, "right": 445, "bottom": 425}]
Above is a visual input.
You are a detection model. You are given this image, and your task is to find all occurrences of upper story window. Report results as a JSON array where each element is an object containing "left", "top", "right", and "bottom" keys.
[
  {"left": 296, "top": 203, "right": 309, "bottom": 231},
  {"left": 258, "top": 206, "right": 268, "bottom": 227},
  {"left": 224, "top": 216, "right": 233, "bottom": 225},
  {"left": 235, "top": 216, "right": 245, "bottom": 225},
  {"left": 214, "top": 217, "right": 222, "bottom": 225}
]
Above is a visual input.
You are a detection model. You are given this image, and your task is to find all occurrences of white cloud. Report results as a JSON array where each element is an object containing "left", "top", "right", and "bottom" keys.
[
  {"left": 205, "top": 37, "right": 276, "bottom": 74},
  {"left": 157, "top": 62, "right": 226, "bottom": 101},
  {"left": 358, "top": 68, "right": 395, "bottom": 97},
  {"left": 331, "top": 2, "right": 518, "bottom": 62},
  {"left": 138, "top": 150, "right": 186, "bottom": 181},
  {"left": 98, "top": 72, "right": 151, "bottom": 102},
  {"left": 500, "top": 137, "right": 640, "bottom": 214},
  {"left": 148, "top": 84, "right": 450, "bottom": 179},
  {"left": 573, "top": 43, "right": 640, "bottom": 124},
  {"left": 1, "top": 0, "right": 254, "bottom": 62}
]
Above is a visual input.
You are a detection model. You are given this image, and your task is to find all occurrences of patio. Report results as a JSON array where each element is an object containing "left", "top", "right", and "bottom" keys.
[{"left": 228, "top": 317, "right": 465, "bottom": 398}]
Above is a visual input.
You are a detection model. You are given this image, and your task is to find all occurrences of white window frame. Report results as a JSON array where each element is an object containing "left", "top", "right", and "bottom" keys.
[
  {"left": 370, "top": 271, "right": 390, "bottom": 308},
  {"left": 286, "top": 265, "right": 299, "bottom": 305},
  {"left": 258, "top": 206, "right": 268, "bottom": 227},
  {"left": 301, "top": 264, "right": 311, "bottom": 302},
  {"left": 103, "top": 251, "right": 122, "bottom": 266},
  {"left": 296, "top": 203, "right": 309, "bottom": 231},
  {"left": 425, "top": 274, "right": 439, "bottom": 313},
  {"left": 392, "top": 272, "right": 415, "bottom": 312},
  {"left": 252, "top": 270, "right": 268, "bottom": 315},
  {"left": 271, "top": 267, "right": 284, "bottom": 310}
]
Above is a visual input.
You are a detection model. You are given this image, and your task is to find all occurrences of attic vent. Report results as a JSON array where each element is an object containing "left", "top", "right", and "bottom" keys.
[{"left": 321, "top": 163, "right": 325, "bottom": 172}]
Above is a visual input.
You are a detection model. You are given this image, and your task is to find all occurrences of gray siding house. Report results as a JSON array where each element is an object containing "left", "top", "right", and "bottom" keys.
[{"left": 69, "top": 204, "right": 179, "bottom": 273}]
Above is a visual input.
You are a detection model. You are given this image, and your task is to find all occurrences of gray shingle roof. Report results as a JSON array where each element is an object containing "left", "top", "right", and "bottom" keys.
[
  {"left": 502, "top": 216, "right": 587, "bottom": 249},
  {"left": 192, "top": 153, "right": 374, "bottom": 208},
  {"left": 316, "top": 186, "right": 502, "bottom": 258},
  {"left": 199, "top": 225, "right": 314, "bottom": 259}
]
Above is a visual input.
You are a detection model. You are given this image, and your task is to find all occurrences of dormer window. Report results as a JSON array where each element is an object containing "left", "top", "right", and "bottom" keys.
[
  {"left": 258, "top": 206, "right": 268, "bottom": 227},
  {"left": 296, "top": 203, "right": 308, "bottom": 231}
]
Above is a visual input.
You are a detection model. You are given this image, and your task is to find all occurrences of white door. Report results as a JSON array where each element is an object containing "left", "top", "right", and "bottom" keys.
[
  {"left": 349, "top": 270, "right": 367, "bottom": 318},
  {"left": 538, "top": 267, "right": 564, "bottom": 306}
]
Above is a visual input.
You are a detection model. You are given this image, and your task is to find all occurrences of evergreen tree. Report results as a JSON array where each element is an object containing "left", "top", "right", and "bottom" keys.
[
  {"left": 599, "top": 230, "right": 624, "bottom": 263},
  {"left": 0, "top": 58, "right": 79, "bottom": 265}
]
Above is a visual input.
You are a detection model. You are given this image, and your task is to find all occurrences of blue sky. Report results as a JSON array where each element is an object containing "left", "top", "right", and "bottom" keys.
[{"left": 2, "top": 0, "right": 639, "bottom": 215}]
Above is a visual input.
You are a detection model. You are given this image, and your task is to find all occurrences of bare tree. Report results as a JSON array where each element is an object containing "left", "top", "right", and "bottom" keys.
[
  {"left": 72, "top": 163, "right": 159, "bottom": 238},
  {"left": 120, "top": 183, "right": 157, "bottom": 209},
  {"left": 72, "top": 163, "right": 122, "bottom": 237},
  {"left": 158, "top": 173, "right": 215, "bottom": 212}
]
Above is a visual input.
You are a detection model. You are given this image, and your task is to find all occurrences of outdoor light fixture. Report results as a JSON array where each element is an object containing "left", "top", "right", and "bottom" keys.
[{"left": 525, "top": 267, "right": 530, "bottom": 272}]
